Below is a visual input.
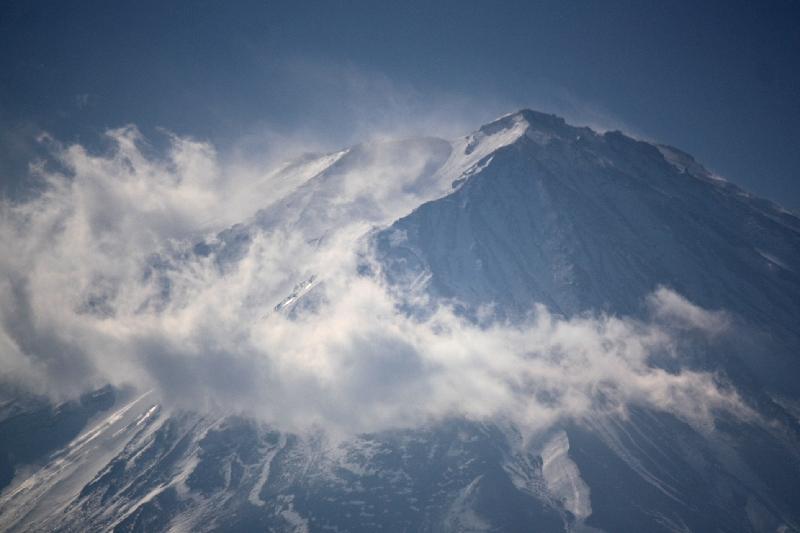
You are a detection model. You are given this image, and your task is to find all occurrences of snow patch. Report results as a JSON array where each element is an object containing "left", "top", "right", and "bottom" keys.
[
  {"left": 757, "top": 248, "right": 793, "bottom": 272},
  {"left": 247, "top": 433, "right": 287, "bottom": 507},
  {"left": 540, "top": 431, "right": 592, "bottom": 521}
]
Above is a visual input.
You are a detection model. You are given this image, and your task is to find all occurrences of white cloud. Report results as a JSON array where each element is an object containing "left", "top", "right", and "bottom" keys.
[
  {"left": 647, "top": 286, "right": 730, "bottom": 335},
  {"left": 0, "top": 126, "right": 755, "bottom": 437}
]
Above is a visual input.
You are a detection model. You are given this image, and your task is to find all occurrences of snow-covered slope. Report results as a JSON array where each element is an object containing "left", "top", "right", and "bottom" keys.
[
  {"left": 2, "top": 110, "right": 800, "bottom": 532},
  {"left": 376, "top": 109, "right": 800, "bottom": 392}
]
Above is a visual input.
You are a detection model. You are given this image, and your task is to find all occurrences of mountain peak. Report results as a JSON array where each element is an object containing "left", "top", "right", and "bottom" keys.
[
  {"left": 460, "top": 109, "right": 583, "bottom": 162},
  {"left": 480, "top": 109, "right": 574, "bottom": 138},
  {"left": 513, "top": 108, "right": 568, "bottom": 129}
]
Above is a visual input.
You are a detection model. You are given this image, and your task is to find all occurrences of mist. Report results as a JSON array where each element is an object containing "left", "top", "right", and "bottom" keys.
[{"left": 0, "top": 119, "right": 755, "bottom": 436}]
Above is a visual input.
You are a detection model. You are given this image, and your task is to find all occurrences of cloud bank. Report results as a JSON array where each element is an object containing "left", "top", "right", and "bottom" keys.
[{"left": 0, "top": 126, "right": 753, "bottom": 435}]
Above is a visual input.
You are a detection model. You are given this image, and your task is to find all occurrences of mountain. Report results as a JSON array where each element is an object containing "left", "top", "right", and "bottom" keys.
[
  {"left": 375, "top": 110, "right": 800, "bottom": 392},
  {"left": 1, "top": 110, "right": 800, "bottom": 532}
]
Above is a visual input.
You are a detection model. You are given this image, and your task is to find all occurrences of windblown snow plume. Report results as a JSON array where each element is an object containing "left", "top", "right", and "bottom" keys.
[{"left": 0, "top": 126, "right": 753, "bottom": 434}]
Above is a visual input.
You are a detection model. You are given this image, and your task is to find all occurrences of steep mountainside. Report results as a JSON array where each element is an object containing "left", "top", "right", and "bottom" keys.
[
  {"left": 1, "top": 111, "right": 800, "bottom": 532},
  {"left": 376, "top": 110, "right": 800, "bottom": 393}
]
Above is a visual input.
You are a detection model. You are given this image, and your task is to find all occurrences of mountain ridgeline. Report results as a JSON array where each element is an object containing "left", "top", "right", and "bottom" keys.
[{"left": 2, "top": 110, "right": 800, "bottom": 532}]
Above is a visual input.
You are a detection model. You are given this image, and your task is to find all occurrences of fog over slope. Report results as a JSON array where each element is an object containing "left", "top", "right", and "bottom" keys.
[
  {"left": 1, "top": 111, "right": 799, "bottom": 531},
  {"left": 0, "top": 111, "right": 768, "bottom": 434}
]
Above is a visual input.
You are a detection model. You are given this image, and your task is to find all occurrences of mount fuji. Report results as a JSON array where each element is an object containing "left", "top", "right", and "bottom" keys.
[{"left": 1, "top": 110, "right": 799, "bottom": 532}]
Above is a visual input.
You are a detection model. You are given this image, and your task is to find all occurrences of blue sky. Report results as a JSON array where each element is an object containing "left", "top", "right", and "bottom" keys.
[{"left": 1, "top": 0, "right": 799, "bottom": 208}]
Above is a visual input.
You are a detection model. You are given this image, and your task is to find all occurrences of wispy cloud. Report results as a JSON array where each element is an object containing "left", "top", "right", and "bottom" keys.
[{"left": 0, "top": 122, "right": 754, "bottom": 437}]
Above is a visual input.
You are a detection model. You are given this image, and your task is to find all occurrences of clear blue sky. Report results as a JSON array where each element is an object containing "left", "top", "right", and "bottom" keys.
[{"left": 1, "top": 0, "right": 799, "bottom": 209}]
